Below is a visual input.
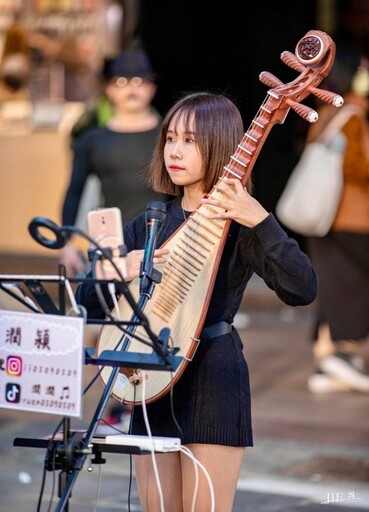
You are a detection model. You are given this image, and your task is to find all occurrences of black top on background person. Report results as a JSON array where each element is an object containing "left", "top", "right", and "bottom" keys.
[{"left": 60, "top": 45, "right": 167, "bottom": 277}]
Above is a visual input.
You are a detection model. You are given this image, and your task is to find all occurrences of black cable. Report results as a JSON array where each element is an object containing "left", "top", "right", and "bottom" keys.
[
  {"left": 64, "top": 224, "right": 163, "bottom": 353},
  {"left": 36, "top": 460, "right": 48, "bottom": 512},
  {"left": 28, "top": 220, "right": 176, "bottom": 511},
  {"left": 90, "top": 250, "right": 118, "bottom": 321},
  {"left": 36, "top": 418, "right": 63, "bottom": 512},
  {"left": 46, "top": 448, "right": 57, "bottom": 512},
  {"left": 27, "top": 218, "right": 176, "bottom": 363}
]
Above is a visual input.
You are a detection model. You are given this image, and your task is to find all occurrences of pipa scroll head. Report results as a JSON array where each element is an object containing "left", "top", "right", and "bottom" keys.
[{"left": 295, "top": 30, "right": 336, "bottom": 78}]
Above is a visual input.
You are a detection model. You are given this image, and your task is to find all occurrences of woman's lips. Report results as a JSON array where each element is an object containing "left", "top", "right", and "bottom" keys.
[{"left": 169, "top": 165, "right": 184, "bottom": 171}]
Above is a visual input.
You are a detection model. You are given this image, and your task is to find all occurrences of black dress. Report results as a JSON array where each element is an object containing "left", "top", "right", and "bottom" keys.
[{"left": 76, "top": 197, "right": 317, "bottom": 446}]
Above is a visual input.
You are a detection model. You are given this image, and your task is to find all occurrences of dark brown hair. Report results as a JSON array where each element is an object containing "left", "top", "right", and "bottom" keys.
[{"left": 147, "top": 91, "right": 251, "bottom": 195}]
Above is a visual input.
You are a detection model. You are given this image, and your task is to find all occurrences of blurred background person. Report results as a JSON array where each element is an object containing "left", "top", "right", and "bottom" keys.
[
  {"left": 0, "top": 51, "right": 31, "bottom": 133},
  {"left": 305, "top": 47, "right": 369, "bottom": 394},
  {"left": 60, "top": 43, "right": 170, "bottom": 431},
  {"left": 0, "top": 9, "right": 31, "bottom": 105},
  {"left": 0, "top": 9, "right": 29, "bottom": 63},
  {"left": 59, "top": 44, "right": 167, "bottom": 274},
  {"left": 0, "top": 52, "right": 31, "bottom": 103}
]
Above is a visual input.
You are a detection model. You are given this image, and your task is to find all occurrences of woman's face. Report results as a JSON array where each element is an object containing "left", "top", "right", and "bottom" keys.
[{"left": 164, "top": 113, "right": 205, "bottom": 192}]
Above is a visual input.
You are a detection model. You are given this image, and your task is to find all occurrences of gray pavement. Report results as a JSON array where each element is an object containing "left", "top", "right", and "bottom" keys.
[{"left": 1, "top": 275, "right": 369, "bottom": 511}]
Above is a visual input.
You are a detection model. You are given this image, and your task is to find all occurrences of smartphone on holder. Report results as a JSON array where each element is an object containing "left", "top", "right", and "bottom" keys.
[{"left": 87, "top": 207, "right": 127, "bottom": 280}]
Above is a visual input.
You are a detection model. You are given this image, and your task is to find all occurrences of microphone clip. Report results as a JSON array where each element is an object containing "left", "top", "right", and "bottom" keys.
[
  {"left": 87, "top": 244, "right": 127, "bottom": 262},
  {"left": 139, "top": 262, "right": 162, "bottom": 298},
  {"left": 139, "top": 262, "right": 162, "bottom": 285}
]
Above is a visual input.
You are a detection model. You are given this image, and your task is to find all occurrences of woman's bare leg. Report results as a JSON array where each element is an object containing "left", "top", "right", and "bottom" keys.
[
  {"left": 181, "top": 444, "right": 245, "bottom": 512},
  {"left": 134, "top": 451, "right": 183, "bottom": 512},
  {"left": 313, "top": 322, "right": 335, "bottom": 362}
]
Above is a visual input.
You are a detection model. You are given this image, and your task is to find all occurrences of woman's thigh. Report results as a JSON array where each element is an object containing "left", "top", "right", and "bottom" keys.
[
  {"left": 181, "top": 443, "right": 245, "bottom": 512},
  {"left": 134, "top": 451, "right": 183, "bottom": 512}
]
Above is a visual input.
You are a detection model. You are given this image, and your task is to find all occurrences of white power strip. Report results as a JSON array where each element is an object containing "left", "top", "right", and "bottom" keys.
[{"left": 105, "top": 434, "right": 181, "bottom": 452}]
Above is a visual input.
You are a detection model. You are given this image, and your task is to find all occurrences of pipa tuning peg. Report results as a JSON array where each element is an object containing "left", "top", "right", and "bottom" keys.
[
  {"left": 286, "top": 99, "right": 318, "bottom": 122},
  {"left": 280, "top": 50, "right": 306, "bottom": 73},
  {"left": 308, "top": 86, "right": 344, "bottom": 107},
  {"left": 259, "top": 71, "right": 283, "bottom": 89}
]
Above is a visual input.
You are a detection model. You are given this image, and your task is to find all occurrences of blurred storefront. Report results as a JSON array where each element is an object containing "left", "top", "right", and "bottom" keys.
[
  {"left": 1, "top": 0, "right": 369, "bottom": 269},
  {"left": 0, "top": 1, "right": 126, "bottom": 267}
]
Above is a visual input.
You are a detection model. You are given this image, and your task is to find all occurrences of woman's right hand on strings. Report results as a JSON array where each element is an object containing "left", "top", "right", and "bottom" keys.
[{"left": 201, "top": 177, "right": 269, "bottom": 227}]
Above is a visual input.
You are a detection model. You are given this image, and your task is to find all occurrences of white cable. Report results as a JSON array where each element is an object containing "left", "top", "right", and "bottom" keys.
[
  {"left": 92, "top": 464, "right": 103, "bottom": 512},
  {"left": 140, "top": 382, "right": 214, "bottom": 512},
  {"left": 141, "top": 372, "right": 165, "bottom": 512},
  {"left": 107, "top": 282, "right": 121, "bottom": 320},
  {"left": 179, "top": 446, "right": 215, "bottom": 512},
  {"left": 64, "top": 278, "right": 80, "bottom": 315},
  {"left": 180, "top": 446, "right": 199, "bottom": 512}
]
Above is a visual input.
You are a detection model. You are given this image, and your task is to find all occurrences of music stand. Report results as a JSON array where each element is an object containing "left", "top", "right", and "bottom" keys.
[{"left": 1, "top": 267, "right": 182, "bottom": 511}]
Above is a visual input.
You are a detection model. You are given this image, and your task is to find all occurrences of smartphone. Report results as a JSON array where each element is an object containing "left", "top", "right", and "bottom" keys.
[{"left": 87, "top": 207, "right": 127, "bottom": 280}]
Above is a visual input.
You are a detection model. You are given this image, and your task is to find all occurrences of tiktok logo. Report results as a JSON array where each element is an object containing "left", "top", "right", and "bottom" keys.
[{"left": 5, "top": 383, "right": 21, "bottom": 403}]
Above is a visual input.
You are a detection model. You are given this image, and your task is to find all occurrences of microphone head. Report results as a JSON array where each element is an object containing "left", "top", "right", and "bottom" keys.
[{"left": 145, "top": 201, "right": 166, "bottom": 223}]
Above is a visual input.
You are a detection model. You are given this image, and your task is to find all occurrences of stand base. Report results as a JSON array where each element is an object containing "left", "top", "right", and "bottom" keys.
[
  {"left": 14, "top": 431, "right": 182, "bottom": 468},
  {"left": 85, "top": 347, "right": 183, "bottom": 371}
]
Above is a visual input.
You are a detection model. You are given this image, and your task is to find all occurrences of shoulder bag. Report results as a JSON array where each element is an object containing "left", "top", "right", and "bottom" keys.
[{"left": 275, "top": 105, "right": 361, "bottom": 237}]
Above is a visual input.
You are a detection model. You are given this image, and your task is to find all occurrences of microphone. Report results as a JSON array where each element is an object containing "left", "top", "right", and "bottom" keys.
[{"left": 140, "top": 201, "right": 166, "bottom": 296}]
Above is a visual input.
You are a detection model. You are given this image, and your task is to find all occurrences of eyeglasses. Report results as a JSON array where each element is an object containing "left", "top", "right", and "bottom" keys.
[{"left": 111, "top": 76, "right": 150, "bottom": 87}]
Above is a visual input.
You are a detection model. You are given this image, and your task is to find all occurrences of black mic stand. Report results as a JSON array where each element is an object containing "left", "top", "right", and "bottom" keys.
[
  {"left": 1, "top": 268, "right": 82, "bottom": 512},
  {"left": 9, "top": 218, "right": 182, "bottom": 512},
  {"left": 53, "top": 245, "right": 181, "bottom": 512},
  {"left": 9, "top": 266, "right": 182, "bottom": 511}
]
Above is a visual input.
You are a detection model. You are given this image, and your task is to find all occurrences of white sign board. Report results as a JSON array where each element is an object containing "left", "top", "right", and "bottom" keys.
[{"left": 0, "top": 310, "right": 84, "bottom": 417}]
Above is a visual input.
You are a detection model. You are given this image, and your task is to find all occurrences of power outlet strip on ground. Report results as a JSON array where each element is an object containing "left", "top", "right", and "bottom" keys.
[{"left": 105, "top": 434, "right": 181, "bottom": 452}]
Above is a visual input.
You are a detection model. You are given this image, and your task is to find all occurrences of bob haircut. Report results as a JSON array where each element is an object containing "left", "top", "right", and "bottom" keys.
[{"left": 147, "top": 91, "right": 252, "bottom": 196}]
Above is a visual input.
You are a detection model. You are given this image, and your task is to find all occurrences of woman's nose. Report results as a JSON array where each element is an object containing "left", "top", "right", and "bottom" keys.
[{"left": 170, "top": 142, "right": 182, "bottom": 159}]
